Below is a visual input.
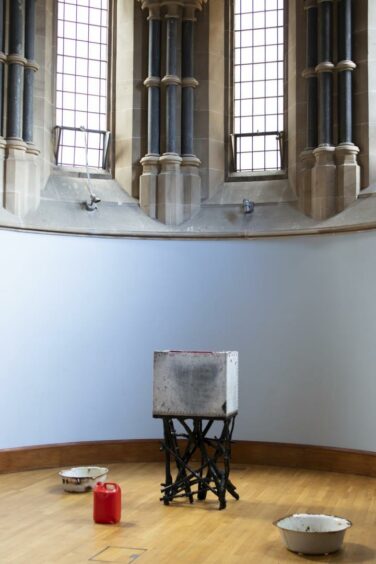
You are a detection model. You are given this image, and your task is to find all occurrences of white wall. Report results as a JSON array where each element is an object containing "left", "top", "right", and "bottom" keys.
[{"left": 1, "top": 228, "right": 376, "bottom": 451}]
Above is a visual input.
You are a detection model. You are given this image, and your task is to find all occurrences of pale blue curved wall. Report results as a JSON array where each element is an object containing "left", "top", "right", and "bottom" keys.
[{"left": 1, "top": 229, "right": 376, "bottom": 451}]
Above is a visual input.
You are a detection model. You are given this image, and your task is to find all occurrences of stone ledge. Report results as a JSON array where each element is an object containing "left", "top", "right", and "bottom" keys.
[{"left": 0, "top": 175, "right": 376, "bottom": 239}]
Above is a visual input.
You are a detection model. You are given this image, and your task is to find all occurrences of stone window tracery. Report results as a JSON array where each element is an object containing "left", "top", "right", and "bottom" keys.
[
  {"left": 232, "top": 0, "right": 286, "bottom": 173},
  {"left": 54, "top": 0, "right": 111, "bottom": 170}
]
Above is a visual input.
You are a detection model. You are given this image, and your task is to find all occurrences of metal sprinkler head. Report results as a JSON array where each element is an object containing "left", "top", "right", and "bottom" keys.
[
  {"left": 85, "top": 193, "right": 101, "bottom": 211},
  {"left": 242, "top": 199, "right": 255, "bottom": 214}
]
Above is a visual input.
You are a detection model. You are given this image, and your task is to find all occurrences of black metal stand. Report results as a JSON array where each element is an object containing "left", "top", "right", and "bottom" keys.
[{"left": 158, "top": 414, "right": 239, "bottom": 510}]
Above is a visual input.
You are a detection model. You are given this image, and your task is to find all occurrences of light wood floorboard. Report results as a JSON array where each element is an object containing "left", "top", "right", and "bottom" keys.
[{"left": 0, "top": 463, "right": 375, "bottom": 563}]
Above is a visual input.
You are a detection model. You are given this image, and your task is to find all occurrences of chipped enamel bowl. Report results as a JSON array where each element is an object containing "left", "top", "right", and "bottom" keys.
[
  {"left": 274, "top": 513, "right": 352, "bottom": 555},
  {"left": 59, "top": 466, "right": 108, "bottom": 492}
]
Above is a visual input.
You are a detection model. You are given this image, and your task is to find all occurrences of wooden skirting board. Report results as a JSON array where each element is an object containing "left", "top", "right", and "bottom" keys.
[{"left": 1, "top": 439, "right": 376, "bottom": 477}]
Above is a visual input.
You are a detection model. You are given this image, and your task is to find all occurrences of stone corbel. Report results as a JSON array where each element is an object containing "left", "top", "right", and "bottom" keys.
[
  {"left": 157, "top": 153, "right": 184, "bottom": 224},
  {"left": 140, "top": 155, "right": 160, "bottom": 219},
  {"left": 311, "top": 146, "right": 336, "bottom": 220},
  {"left": 336, "top": 144, "right": 360, "bottom": 212}
]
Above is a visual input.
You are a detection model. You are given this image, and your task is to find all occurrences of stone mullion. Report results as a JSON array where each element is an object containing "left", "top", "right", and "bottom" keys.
[
  {"left": 138, "top": 0, "right": 206, "bottom": 225},
  {"left": 316, "top": 0, "right": 334, "bottom": 147},
  {"left": 23, "top": 0, "right": 39, "bottom": 148},
  {"left": 308, "top": 0, "right": 337, "bottom": 220},
  {"left": 0, "top": 0, "right": 5, "bottom": 138},
  {"left": 182, "top": 17, "right": 195, "bottom": 156},
  {"left": 0, "top": 0, "right": 4, "bottom": 205},
  {"left": 163, "top": 9, "right": 180, "bottom": 155},
  {"left": 140, "top": 3, "right": 162, "bottom": 220},
  {"left": 299, "top": 0, "right": 318, "bottom": 216},
  {"left": 336, "top": 0, "right": 360, "bottom": 212},
  {"left": 337, "top": 0, "right": 355, "bottom": 146},
  {"left": 181, "top": 4, "right": 201, "bottom": 221},
  {"left": 303, "top": 0, "right": 318, "bottom": 150},
  {"left": 157, "top": 2, "right": 183, "bottom": 225},
  {"left": 145, "top": 11, "right": 161, "bottom": 156},
  {"left": 338, "top": 69, "right": 352, "bottom": 144},
  {"left": 7, "top": 0, "right": 27, "bottom": 142}
]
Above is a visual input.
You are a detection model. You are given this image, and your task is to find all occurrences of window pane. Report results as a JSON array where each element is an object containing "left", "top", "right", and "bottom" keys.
[
  {"left": 233, "top": 1, "right": 285, "bottom": 172},
  {"left": 56, "top": 0, "right": 109, "bottom": 169}
]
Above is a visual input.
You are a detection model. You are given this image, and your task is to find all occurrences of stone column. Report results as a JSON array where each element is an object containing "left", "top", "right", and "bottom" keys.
[
  {"left": 24, "top": 0, "right": 40, "bottom": 211},
  {"left": 7, "top": 0, "right": 26, "bottom": 142},
  {"left": 0, "top": 0, "right": 5, "bottom": 203},
  {"left": 140, "top": 2, "right": 162, "bottom": 219},
  {"left": 23, "top": 0, "right": 39, "bottom": 147},
  {"left": 5, "top": 0, "right": 29, "bottom": 215},
  {"left": 336, "top": 0, "right": 360, "bottom": 211},
  {"left": 158, "top": 2, "right": 183, "bottom": 225},
  {"left": 317, "top": 1, "right": 334, "bottom": 147},
  {"left": 311, "top": 0, "right": 336, "bottom": 220},
  {"left": 300, "top": 0, "right": 318, "bottom": 216},
  {"left": 138, "top": 0, "right": 206, "bottom": 225},
  {"left": 0, "top": 0, "right": 5, "bottom": 135},
  {"left": 181, "top": 2, "right": 201, "bottom": 220}
]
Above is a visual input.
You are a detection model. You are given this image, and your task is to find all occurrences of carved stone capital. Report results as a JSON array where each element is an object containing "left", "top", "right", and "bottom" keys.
[
  {"left": 183, "top": 1, "right": 206, "bottom": 19},
  {"left": 141, "top": 154, "right": 160, "bottom": 171},
  {"left": 138, "top": 0, "right": 161, "bottom": 11},
  {"left": 138, "top": 1, "right": 162, "bottom": 19},
  {"left": 302, "top": 67, "right": 317, "bottom": 79},
  {"left": 313, "top": 145, "right": 335, "bottom": 163},
  {"left": 144, "top": 76, "right": 161, "bottom": 88},
  {"left": 6, "top": 138, "right": 28, "bottom": 152},
  {"left": 182, "top": 77, "right": 199, "bottom": 88},
  {"left": 336, "top": 60, "right": 357, "bottom": 72},
  {"left": 304, "top": 0, "right": 317, "bottom": 9},
  {"left": 183, "top": 0, "right": 207, "bottom": 9},
  {"left": 315, "top": 61, "right": 335, "bottom": 73},
  {"left": 183, "top": 6, "right": 197, "bottom": 20},
  {"left": 25, "top": 60, "right": 39, "bottom": 72},
  {"left": 182, "top": 155, "right": 201, "bottom": 167},
  {"left": 335, "top": 144, "right": 360, "bottom": 164},
  {"left": 300, "top": 149, "right": 316, "bottom": 165},
  {"left": 147, "top": 5, "right": 162, "bottom": 19},
  {"left": 159, "top": 152, "right": 182, "bottom": 170},
  {"left": 163, "top": 2, "right": 182, "bottom": 18},
  {"left": 161, "top": 74, "right": 181, "bottom": 86},
  {"left": 26, "top": 143, "right": 40, "bottom": 156},
  {"left": 7, "top": 54, "right": 27, "bottom": 66}
]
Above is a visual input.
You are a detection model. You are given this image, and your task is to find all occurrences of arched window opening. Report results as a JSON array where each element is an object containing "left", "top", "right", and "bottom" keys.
[
  {"left": 54, "top": 0, "right": 111, "bottom": 170},
  {"left": 232, "top": 0, "right": 285, "bottom": 173}
]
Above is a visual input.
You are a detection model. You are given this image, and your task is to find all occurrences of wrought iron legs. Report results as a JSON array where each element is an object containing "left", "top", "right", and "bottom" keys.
[{"left": 160, "top": 416, "right": 239, "bottom": 510}]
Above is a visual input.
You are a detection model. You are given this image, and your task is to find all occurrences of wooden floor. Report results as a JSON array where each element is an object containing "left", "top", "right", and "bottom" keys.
[{"left": 0, "top": 463, "right": 375, "bottom": 563}]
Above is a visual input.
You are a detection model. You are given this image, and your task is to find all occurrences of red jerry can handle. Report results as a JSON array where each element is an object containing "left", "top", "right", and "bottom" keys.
[{"left": 95, "top": 482, "right": 121, "bottom": 493}]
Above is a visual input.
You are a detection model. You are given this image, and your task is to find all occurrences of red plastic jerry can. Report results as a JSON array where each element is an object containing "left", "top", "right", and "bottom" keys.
[{"left": 93, "top": 482, "right": 122, "bottom": 524}]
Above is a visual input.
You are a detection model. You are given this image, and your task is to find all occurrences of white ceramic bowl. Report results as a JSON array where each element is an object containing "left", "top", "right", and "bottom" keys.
[
  {"left": 274, "top": 513, "right": 352, "bottom": 555},
  {"left": 59, "top": 466, "right": 108, "bottom": 492}
]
